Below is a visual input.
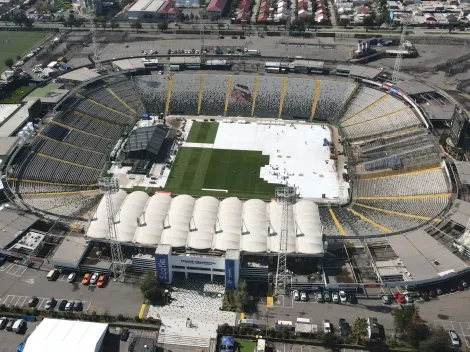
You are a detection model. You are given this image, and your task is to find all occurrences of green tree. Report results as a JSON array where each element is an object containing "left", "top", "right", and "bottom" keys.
[
  {"left": 4, "top": 58, "right": 14, "bottom": 68},
  {"left": 392, "top": 304, "right": 427, "bottom": 347},
  {"left": 362, "top": 15, "right": 374, "bottom": 27},
  {"left": 139, "top": 270, "right": 165, "bottom": 304},
  {"left": 291, "top": 18, "right": 305, "bottom": 32},
  {"left": 351, "top": 317, "right": 368, "bottom": 344},
  {"left": 16, "top": 55, "right": 21, "bottom": 61},
  {"left": 339, "top": 18, "right": 350, "bottom": 28},
  {"left": 233, "top": 279, "right": 248, "bottom": 311},
  {"left": 157, "top": 21, "right": 168, "bottom": 30},
  {"left": 131, "top": 20, "right": 142, "bottom": 32},
  {"left": 110, "top": 20, "right": 119, "bottom": 30},
  {"left": 419, "top": 326, "right": 453, "bottom": 352}
]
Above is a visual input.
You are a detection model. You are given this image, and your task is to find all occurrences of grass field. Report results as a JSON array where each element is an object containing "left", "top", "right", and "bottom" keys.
[
  {"left": 0, "top": 31, "right": 52, "bottom": 72},
  {"left": 0, "top": 85, "right": 35, "bottom": 103},
  {"left": 164, "top": 147, "right": 279, "bottom": 198},
  {"left": 236, "top": 340, "right": 255, "bottom": 352},
  {"left": 186, "top": 122, "right": 219, "bottom": 143}
]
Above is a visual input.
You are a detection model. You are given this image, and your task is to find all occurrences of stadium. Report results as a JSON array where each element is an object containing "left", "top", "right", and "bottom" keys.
[{"left": 1, "top": 68, "right": 469, "bottom": 292}]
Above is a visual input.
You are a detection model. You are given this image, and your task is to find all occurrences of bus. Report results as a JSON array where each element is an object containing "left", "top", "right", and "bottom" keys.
[{"left": 256, "top": 339, "right": 265, "bottom": 352}]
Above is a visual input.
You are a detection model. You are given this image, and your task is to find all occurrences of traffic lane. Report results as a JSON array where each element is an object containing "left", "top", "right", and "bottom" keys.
[{"left": 0, "top": 267, "right": 143, "bottom": 316}]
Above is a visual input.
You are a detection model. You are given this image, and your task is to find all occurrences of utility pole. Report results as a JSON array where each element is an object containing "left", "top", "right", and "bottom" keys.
[
  {"left": 274, "top": 186, "right": 296, "bottom": 295},
  {"left": 98, "top": 177, "right": 126, "bottom": 281}
]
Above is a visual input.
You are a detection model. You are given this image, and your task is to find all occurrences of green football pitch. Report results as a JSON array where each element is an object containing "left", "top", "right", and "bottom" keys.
[
  {"left": 0, "top": 31, "right": 52, "bottom": 71},
  {"left": 164, "top": 147, "right": 279, "bottom": 198},
  {"left": 186, "top": 122, "right": 219, "bottom": 143}
]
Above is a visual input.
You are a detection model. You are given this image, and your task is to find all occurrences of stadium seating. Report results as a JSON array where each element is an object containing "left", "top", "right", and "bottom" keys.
[{"left": 341, "top": 87, "right": 387, "bottom": 122}]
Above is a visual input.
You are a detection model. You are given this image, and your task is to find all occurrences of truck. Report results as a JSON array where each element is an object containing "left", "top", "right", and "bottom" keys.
[
  {"left": 244, "top": 49, "right": 261, "bottom": 56},
  {"left": 238, "top": 318, "right": 254, "bottom": 327},
  {"left": 12, "top": 319, "right": 25, "bottom": 333}
]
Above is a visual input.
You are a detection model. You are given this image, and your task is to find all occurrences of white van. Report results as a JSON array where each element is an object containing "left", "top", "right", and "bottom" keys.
[
  {"left": 47, "top": 269, "right": 59, "bottom": 281},
  {"left": 238, "top": 318, "right": 254, "bottom": 327},
  {"left": 12, "top": 319, "right": 25, "bottom": 333}
]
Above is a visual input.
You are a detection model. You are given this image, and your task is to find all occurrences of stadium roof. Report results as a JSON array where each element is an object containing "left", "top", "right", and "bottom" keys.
[
  {"left": 394, "top": 80, "right": 436, "bottom": 95},
  {"left": 0, "top": 104, "right": 21, "bottom": 124},
  {"left": 22, "top": 83, "right": 69, "bottom": 104},
  {"left": 448, "top": 199, "right": 470, "bottom": 227},
  {"left": 112, "top": 58, "right": 145, "bottom": 71},
  {"left": 23, "top": 318, "right": 108, "bottom": 352},
  {"left": 348, "top": 65, "right": 382, "bottom": 79},
  {"left": 86, "top": 192, "right": 324, "bottom": 255},
  {"left": 0, "top": 101, "right": 34, "bottom": 138},
  {"left": 421, "top": 104, "right": 455, "bottom": 121},
  {"left": 124, "top": 125, "right": 168, "bottom": 155},
  {"left": 388, "top": 230, "right": 468, "bottom": 280},
  {"left": 0, "top": 137, "right": 19, "bottom": 156},
  {"left": 60, "top": 68, "right": 101, "bottom": 82},
  {"left": 454, "top": 161, "right": 470, "bottom": 185}
]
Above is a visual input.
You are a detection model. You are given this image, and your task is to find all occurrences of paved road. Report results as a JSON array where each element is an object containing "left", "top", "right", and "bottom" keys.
[
  {"left": 246, "top": 290, "right": 470, "bottom": 341},
  {"left": 0, "top": 264, "right": 143, "bottom": 317}
]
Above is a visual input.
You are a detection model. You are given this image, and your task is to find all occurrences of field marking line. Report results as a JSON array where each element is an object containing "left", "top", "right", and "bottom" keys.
[
  {"left": 0, "top": 263, "right": 12, "bottom": 272},
  {"left": 3, "top": 295, "right": 14, "bottom": 307},
  {"left": 15, "top": 266, "right": 27, "bottom": 277},
  {"left": 12, "top": 265, "right": 22, "bottom": 276},
  {"left": 18, "top": 296, "right": 27, "bottom": 307},
  {"left": 12, "top": 296, "right": 21, "bottom": 307}
]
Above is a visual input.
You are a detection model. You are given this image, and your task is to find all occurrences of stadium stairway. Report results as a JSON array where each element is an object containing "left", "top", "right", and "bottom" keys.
[{"left": 106, "top": 87, "right": 136, "bottom": 115}]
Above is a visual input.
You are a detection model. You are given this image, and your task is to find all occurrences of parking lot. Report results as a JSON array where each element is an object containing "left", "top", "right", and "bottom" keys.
[
  {"left": 0, "top": 263, "right": 27, "bottom": 278},
  {"left": 0, "top": 320, "right": 39, "bottom": 352},
  {"left": 2, "top": 295, "right": 92, "bottom": 311},
  {"left": 434, "top": 320, "right": 470, "bottom": 348}
]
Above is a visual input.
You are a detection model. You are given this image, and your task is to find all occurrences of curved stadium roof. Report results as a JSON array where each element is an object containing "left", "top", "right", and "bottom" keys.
[{"left": 86, "top": 193, "right": 324, "bottom": 255}]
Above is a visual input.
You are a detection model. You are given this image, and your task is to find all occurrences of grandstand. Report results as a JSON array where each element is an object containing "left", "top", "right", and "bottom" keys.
[
  {"left": 7, "top": 76, "right": 143, "bottom": 218},
  {"left": 3, "top": 73, "right": 452, "bottom": 243}
]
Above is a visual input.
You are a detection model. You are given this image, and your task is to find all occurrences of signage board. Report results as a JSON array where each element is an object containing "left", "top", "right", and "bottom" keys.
[{"left": 155, "top": 253, "right": 170, "bottom": 283}]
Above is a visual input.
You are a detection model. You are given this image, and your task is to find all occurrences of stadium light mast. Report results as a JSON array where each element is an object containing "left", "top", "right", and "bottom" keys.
[
  {"left": 281, "top": 2, "right": 292, "bottom": 68},
  {"left": 274, "top": 186, "right": 296, "bottom": 295},
  {"left": 98, "top": 177, "right": 126, "bottom": 282},
  {"left": 84, "top": 0, "right": 103, "bottom": 72},
  {"left": 391, "top": 15, "right": 411, "bottom": 84}
]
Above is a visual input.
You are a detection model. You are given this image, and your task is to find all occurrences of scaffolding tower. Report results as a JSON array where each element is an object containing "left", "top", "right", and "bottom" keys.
[
  {"left": 391, "top": 16, "right": 411, "bottom": 84},
  {"left": 98, "top": 177, "right": 126, "bottom": 281},
  {"left": 84, "top": 2, "right": 103, "bottom": 72},
  {"left": 274, "top": 186, "right": 296, "bottom": 295}
]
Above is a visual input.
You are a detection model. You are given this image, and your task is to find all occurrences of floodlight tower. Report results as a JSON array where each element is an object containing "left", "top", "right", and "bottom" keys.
[
  {"left": 391, "top": 16, "right": 411, "bottom": 84},
  {"left": 274, "top": 186, "right": 296, "bottom": 295},
  {"left": 98, "top": 177, "right": 126, "bottom": 281},
  {"left": 84, "top": 0, "right": 103, "bottom": 72},
  {"left": 281, "top": 5, "right": 292, "bottom": 67}
]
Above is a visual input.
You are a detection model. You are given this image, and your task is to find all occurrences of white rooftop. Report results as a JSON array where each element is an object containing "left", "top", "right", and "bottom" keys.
[
  {"left": 23, "top": 318, "right": 108, "bottom": 352},
  {"left": 129, "top": 0, "right": 164, "bottom": 11},
  {"left": 0, "top": 104, "right": 21, "bottom": 124}
]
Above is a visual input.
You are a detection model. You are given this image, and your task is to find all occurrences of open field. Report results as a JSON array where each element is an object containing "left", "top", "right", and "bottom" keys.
[
  {"left": 164, "top": 147, "right": 279, "bottom": 198},
  {"left": 0, "top": 31, "right": 52, "bottom": 71},
  {"left": 186, "top": 122, "right": 219, "bottom": 143}
]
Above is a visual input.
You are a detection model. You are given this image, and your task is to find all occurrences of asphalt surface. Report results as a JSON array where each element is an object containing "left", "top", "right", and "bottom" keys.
[
  {"left": 0, "top": 321, "right": 39, "bottom": 352},
  {"left": 0, "top": 263, "right": 143, "bottom": 317},
  {"left": 246, "top": 290, "right": 470, "bottom": 345}
]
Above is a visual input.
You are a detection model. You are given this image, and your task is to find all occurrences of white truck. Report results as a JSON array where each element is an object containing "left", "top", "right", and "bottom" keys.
[{"left": 244, "top": 49, "right": 261, "bottom": 56}]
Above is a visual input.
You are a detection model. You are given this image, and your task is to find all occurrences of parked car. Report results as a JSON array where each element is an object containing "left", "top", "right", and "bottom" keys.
[
  {"left": 293, "top": 290, "right": 300, "bottom": 301},
  {"left": 339, "top": 291, "right": 347, "bottom": 303},
  {"left": 300, "top": 291, "right": 308, "bottom": 302},
  {"left": 58, "top": 300, "right": 68, "bottom": 311},
  {"left": 45, "top": 298, "right": 56, "bottom": 310},
  {"left": 0, "top": 317, "right": 8, "bottom": 329},
  {"left": 428, "top": 289, "right": 437, "bottom": 298},
  {"left": 420, "top": 292, "right": 430, "bottom": 301},
  {"left": 64, "top": 301, "right": 74, "bottom": 311},
  {"left": 0, "top": 255, "right": 5, "bottom": 266},
  {"left": 348, "top": 293, "right": 357, "bottom": 304},
  {"left": 457, "top": 284, "right": 464, "bottom": 291},
  {"left": 396, "top": 294, "right": 406, "bottom": 304},
  {"left": 381, "top": 295, "right": 391, "bottom": 304},
  {"left": 5, "top": 319, "right": 14, "bottom": 331},
  {"left": 436, "top": 288, "right": 443, "bottom": 295},
  {"left": 323, "top": 291, "right": 331, "bottom": 302},
  {"left": 332, "top": 292, "right": 339, "bottom": 303},
  {"left": 339, "top": 318, "right": 350, "bottom": 337},
  {"left": 316, "top": 292, "right": 324, "bottom": 303},
  {"left": 82, "top": 273, "right": 91, "bottom": 285},
  {"left": 97, "top": 274, "right": 107, "bottom": 288},
  {"left": 449, "top": 330, "right": 461, "bottom": 347},
  {"left": 460, "top": 279, "right": 468, "bottom": 289},
  {"left": 323, "top": 320, "right": 332, "bottom": 334},
  {"left": 28, "top": 296, "right": 38, "bottom": 307},
  {"left": 72, "top": 301, "right": 83, "bottom": 311},
  {"left": 90, "top": 273, "right": 99, "bottom": 285},
  {"left": 404, "top": 294, "right": 413, "bottom": 303},
  {"left": 120, "top": 327, "right": 130, "bottom": 341},
  {"left": 67, "top": 272, "right": 76, "bottom": 282}
]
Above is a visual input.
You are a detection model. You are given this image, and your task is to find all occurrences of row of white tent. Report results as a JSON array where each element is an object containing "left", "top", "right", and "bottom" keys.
[{"left": 86, "top": 190, "right": 324, "bottom": 255}]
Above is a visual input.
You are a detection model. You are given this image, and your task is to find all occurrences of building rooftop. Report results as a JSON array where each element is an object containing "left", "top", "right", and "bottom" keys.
[
  {"left": 112, "top": 58, "right": 146, "bottom": 71},
  {"left": 421, "top": 104, "right": 455, "bottom": 121},
  {"left": 60, "top": 68, "right": 101, "bottom": 82},
  {"left": 129, "top": 0, "right": 165, "bottom": 11},
  {"left": 124, "top": 125, "right": 168, "bottom": 155},
  {"left": 22, "top": 83, "right": 69, "bottom": 104},
  {"left": 207, "top": 0, "right": 228, "bottom": 12},
  {"left": 0, "top": 136, "right": 19, "bottom": 156},
  {"left": 0, "top": 206, "right": 38, "bottom": 249},
  {"left": 448, "top": 199, "right": 470, "bottom": 227},
  {"left": 454, "top": 161, "right": 470, "bottom": 186},
  {"left": 49, "top": 232, "right": 88, "bottom": 267},
  {"left": 23, "top": 318, "right": 108, "bottom": 352},
  {"left": 394, "top": 80, "right": 436, "bottom": 95}
]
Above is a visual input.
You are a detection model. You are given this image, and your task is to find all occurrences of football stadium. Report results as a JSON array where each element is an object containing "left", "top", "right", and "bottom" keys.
[{"left": 1, "top": 69, "right": 469, "bottom": 292}]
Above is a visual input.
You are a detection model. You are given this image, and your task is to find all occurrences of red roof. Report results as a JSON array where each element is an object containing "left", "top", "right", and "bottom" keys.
[
  {"left": 207, "top": 0, "right": 228, "bottom": 12},
  {"left": 157, "top": 0, "right": 176, "bottom": 14}
]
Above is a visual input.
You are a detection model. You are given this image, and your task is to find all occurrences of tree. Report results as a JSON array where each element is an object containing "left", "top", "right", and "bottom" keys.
[
  {"left": 392, "top": 304, "right": 427, "bottom": 347},
  {"left": 419, "top": 326, "right": 453, "bottom": 352},
  {"left": 16, "top": 55, "right": 21, "bottom": 61},
  {"left": 351, "top": 317, "right": 368, "bottom": 344},
  {"left": 291, "top": 18, "right": 305, "bottom": 32},
  {"left": 4, "top": 58, "right": 14, "bottom": 68},
  {"left": 139, "top": 270, "right": 165, "bottom": 304},
  {"left": 110, "top": 20, "right": 119, "bottom": 30},
  {"left": 362, "top": 15, "right": 374, "bottom": 27},
  {"left": 131, "top": 20, "right": 142, "bottom": 32},
  {"left": 339, "top": 18, "right": 350, "bottom": 28},
  {"left": 157, "top": 21, "right": 168, "bottom": 30}
]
